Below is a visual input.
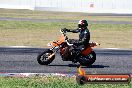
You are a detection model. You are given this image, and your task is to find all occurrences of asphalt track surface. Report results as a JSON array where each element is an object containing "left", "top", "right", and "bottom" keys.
[
  {"left": 1, "top": 17, "right": 132, "bottom": 24},
  {"left": 0, "top": 47, "right": 132, "bottom": 74}
]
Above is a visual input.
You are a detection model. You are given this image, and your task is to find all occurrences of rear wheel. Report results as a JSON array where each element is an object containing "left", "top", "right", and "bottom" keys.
[
  {"left": 37, "top": 49, "right": 55, "bottom": 65},
  {"left": 79, "top": 51, "right": 96, "bottom": 66}
]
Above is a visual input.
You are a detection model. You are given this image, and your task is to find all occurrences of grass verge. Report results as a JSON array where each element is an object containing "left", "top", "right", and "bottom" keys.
[
  {"left": 0, "top": 76, "right": 131, "bottom": 88},
  {"left": 0, "top": 20, "right": 132, "bottom": 49}
]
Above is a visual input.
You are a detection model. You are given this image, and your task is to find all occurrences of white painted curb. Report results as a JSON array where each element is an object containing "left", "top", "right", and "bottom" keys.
[{"left": 0, "top": 73, "right": 76, "bottom": 77}]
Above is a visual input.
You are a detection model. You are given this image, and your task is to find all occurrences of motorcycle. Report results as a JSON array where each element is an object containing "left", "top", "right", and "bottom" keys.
[{"left": 37, "top": 29, "right": 100, "bottom": 66}]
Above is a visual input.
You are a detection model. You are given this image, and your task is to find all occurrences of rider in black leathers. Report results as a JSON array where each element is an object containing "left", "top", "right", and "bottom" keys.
[
  {"left": 64, "top": 19, "right": 90, "bottom": 49},
  {"left": 63, "top": 20, "right": 90, "bottom": 62}
]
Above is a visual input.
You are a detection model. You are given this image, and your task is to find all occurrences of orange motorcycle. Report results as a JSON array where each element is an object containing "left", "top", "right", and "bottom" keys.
[{"left": 37, "top": 29, "right": 100, "bottom": 66}]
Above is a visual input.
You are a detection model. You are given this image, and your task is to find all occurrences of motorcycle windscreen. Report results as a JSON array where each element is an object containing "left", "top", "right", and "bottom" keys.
[{"left": 82, "top": 47, "right": 93, "bottom": 56}]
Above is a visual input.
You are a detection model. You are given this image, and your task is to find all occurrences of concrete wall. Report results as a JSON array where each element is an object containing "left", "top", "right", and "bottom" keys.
[
  {"left": 0, "top": 0, "right": 132, "bottom": 14},
  {"left": 0, "top": 0, "right": 34, "bottom": 10}
]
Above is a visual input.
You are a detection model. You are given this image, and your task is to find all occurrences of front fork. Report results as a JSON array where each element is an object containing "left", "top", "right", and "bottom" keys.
[
  {"left": 48, "top": 53, "right": 55, "bottom": 59},
  {"left": 49, "top": 45, "right": 61, "bottom": 58}
]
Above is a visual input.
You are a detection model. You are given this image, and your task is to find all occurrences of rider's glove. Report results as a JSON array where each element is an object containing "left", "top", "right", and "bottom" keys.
[{"left": 62, "top": 28, "right": 70, "bottom": 32}]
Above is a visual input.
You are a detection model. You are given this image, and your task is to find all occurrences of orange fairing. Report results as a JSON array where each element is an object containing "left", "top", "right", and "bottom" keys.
[
  {"left": 82, "top": 42, "right": 98, "bottom": 56},
  {"left": 82, "top": 47, "right": 93, "bottom": 56},
  {"left": 52, "top": 34, "right": 65, "bottom": 46}
]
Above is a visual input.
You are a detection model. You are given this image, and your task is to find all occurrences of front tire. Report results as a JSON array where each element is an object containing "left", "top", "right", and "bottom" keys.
[
  {"left": 79, "top": 51, "right": 96, "bottom": 66},
  {"left": 37, "top": 49, "right": 55, "bottom": 65}
]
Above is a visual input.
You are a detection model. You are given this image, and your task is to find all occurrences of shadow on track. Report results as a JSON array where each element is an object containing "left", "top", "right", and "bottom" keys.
[{"left": 48, "top": 64, "right": 109, "bottom": 68}]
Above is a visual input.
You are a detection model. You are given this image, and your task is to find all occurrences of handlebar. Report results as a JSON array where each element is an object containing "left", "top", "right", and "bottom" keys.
[
  {"left": 60, "top": 28, "right": 67, "bottom": 34},
  {"left": 60, "top": 29, "right": 73, "bottom": 46}
]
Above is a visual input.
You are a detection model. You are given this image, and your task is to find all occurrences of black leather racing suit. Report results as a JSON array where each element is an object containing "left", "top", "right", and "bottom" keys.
[
  {"left": 67, "top": 27, "right": 90, "bottom": 50},
  {"left": 66, "top": 27, "right": 90, "bottom": 62}
]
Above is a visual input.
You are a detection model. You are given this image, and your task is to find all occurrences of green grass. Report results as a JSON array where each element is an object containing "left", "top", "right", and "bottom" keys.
[
  {"left": 0, "top": 20, "right": 132, "bottom": 48},
  {"left": 0, "top": 9, "right": 132, "bottom": 49},
  {"left": 0, "top": 20, "right": 76, "bottom": 47},
  {"left": 0, "top": 76, "right": 131, "bottom": 88}
]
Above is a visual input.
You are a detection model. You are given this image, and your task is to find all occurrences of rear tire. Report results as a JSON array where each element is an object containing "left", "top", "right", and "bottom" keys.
[
  {"left": 79, "top": 51, "right": 96, "bottom": 66},
  {"left": 37, "top": 49, "right": 55, "bottom": 65}
]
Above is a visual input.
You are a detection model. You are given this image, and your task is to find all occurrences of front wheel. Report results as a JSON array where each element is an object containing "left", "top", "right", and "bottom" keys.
[
  {"left": 79, "top": 51, "right": 96, "bottom": 66},
  {"left": 37, "top": 49, "right": 55, "bottom": 65}
]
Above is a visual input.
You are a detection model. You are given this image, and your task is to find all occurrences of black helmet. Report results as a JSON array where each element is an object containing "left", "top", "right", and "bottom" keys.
[{"left": 78, "top": 20, "right": 88, "bottom": 28}]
